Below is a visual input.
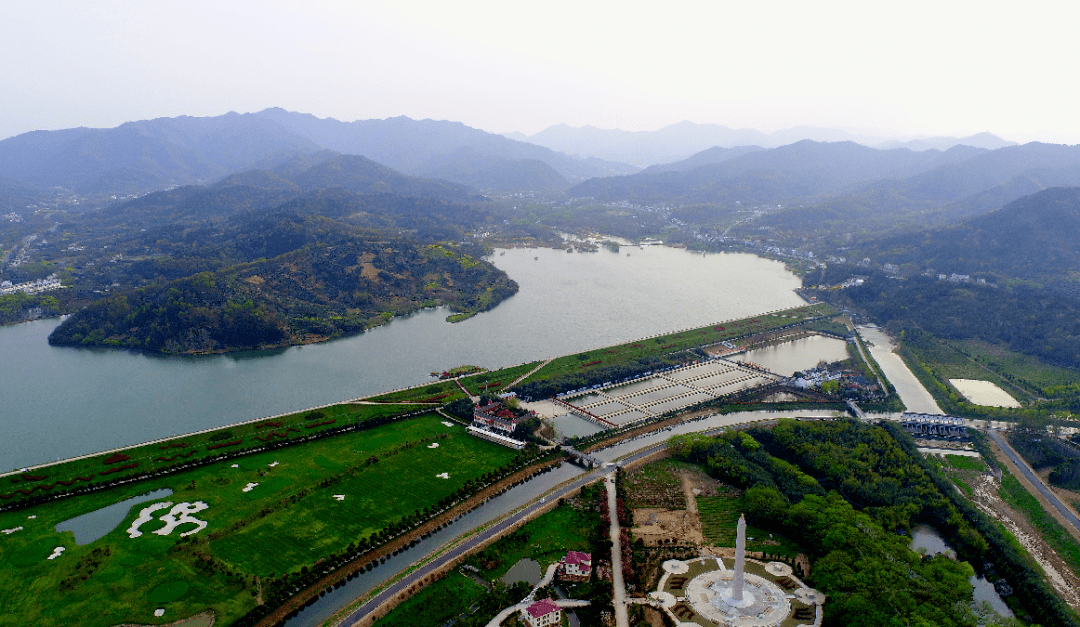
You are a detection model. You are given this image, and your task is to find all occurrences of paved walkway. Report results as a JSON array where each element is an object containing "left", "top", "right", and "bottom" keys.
[
  {"left": 606, "top": 472, "right": 629, "bottom": 627},
  {"left": 505, "top": 359, "right": 554, "bottom": 390},
  {"left": 484, "top": 599, "right": 590, "bottom": 627}
]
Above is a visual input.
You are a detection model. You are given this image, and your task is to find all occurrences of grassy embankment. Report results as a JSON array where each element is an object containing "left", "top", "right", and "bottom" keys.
[
  {"left": 0, "top": 414, "right": 519, "bottom": 627},
  {"left": 897, "top": 330, "right": 1080, "bottom": 422},
  {"left": 530, "top": 303, "right": 835, "bottom": 384}
]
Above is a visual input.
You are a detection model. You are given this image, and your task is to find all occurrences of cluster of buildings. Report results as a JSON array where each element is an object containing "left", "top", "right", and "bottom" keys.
[
  {"left": 466, "top": 400, "right": 531, "bottom": 450},
  {"left": 519, "top": 551, "right": 592, "bottom": 627},
  {"left": 0, "top": 273, "right": 63, "bottom": 296}
]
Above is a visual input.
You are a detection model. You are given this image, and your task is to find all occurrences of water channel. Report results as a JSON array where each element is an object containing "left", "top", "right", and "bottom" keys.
[
  {"left": 911, "top": 525, "right": 1014, "bottom": 617},
  {"left": 857, "top": 326, "right": 943, "bottom": 415},
  {"left": 1, "top": 246, "right": 804, "bottom": 471}
]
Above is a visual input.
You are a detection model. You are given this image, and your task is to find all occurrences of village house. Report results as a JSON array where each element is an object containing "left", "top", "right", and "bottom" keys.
[
  {"left": 522, "top": 598, "right": 561, "bottom": 627},
  {"left": 558, "top": 550, "right": 592, "bottom": 582},
  {"left": 472, "top": 401, "right": 525, "bottom": 435}
]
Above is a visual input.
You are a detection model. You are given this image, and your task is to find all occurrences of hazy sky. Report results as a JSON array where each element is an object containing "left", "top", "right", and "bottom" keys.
[{"left": 3, "top": 0, "right": 1078, "bottom": 143}]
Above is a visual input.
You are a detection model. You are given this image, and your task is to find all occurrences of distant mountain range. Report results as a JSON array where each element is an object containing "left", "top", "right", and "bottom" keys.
[
  {"left": 508, "top": 121, "right": 1018, "bottom": 167},
  {"left": 0, "top": 109, "right": 638, "bottom": 196}
]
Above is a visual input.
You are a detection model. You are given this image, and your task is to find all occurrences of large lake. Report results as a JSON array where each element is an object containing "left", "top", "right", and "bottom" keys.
[{"left": 0, "top": 246, "right": 803, "bottom": 471}]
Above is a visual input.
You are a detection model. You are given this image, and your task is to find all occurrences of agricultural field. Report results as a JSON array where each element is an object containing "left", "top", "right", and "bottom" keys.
[{"left": 0, "top": 414, "right": 518, "bottom": 627}]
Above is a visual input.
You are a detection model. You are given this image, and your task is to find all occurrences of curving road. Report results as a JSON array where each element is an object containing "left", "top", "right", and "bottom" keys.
[
  {"left": 335, "top": 440, "right": 675, "bottom": 626},
  {"left": 987, "top": 429, "right": 1080, "bottom": 533}
]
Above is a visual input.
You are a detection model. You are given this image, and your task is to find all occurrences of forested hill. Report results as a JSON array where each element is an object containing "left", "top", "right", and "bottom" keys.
[
  {"left": 864, "top": 186, "right": 1080, "bottom": 285},
  {"left": 48, "top": 237, "right": 516, "bottom": 354},
  {"left": 37, "top": 155, "right": 520, "bottom": 353}
]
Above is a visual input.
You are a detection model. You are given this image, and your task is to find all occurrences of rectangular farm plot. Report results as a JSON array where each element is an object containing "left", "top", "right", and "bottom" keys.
[
  {"left": 629, "top": 384, "right": 695, "bottom": 405},
  {"left": 606, "top": 378, "right": 670, "bottom": 397},
  {"left": 644, "top": 392, "right": 713, "bottom": 414},
  {"left": 210, "top": 428, "right": 517, "bottom": 576},
  {"left": 665, "top": 362, "right": 734, "bottom": 381},
  {"left": 605, "top": 409, "right": 648, "bottom": 425},
  {"left": 564, "top": 392, "right": 607, "bottom": 407},
  {"left": 683, "top": 370, "right": 751, "bottom": 390},
  {"left": 589, "top": 400, "right": 634, "bottom": 416}
]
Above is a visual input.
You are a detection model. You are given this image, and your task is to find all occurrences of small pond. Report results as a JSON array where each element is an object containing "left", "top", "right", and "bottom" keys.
[
  {"left": 55, "top": 488, "right": 173, "bottom": 545},
  {"left": 734, "top": 334, "right": 851, "bottom": 377},
  {"left": 500, "top": 558, "right": 542, "bottom": 586},
  {"left": 910, "top": 525, "right": 1013, "bottom": 618}
]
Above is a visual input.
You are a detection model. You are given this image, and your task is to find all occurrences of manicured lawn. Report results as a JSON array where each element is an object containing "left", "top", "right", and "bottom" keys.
[
  {"left": 0, "top": 414, "right": 516, "bottom": 627},
  {"left": 945, "top": 454, "right": 987, "bottom": 472},
  {"left": 1, "top": 402, "right": 428, "bottom": 507}
]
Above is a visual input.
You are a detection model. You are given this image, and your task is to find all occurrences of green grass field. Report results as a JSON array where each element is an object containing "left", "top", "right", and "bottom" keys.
[
  {"left": 457, "top": 362, "right": 540, "bottom": 396},
  {"left": 1, "top": 402, "right": 428, "bottom": 507},
  {"left": 697, "top": 495, "right": 801, "bottom": 557},
  {"left": 945, "top": 455, "right": 988, "bottom": 472},
  {"left": 998, "top": 468, "right": 1080, "bottom": 575},
  {"left": 0, "top": 414, "right": 517, "bottom": 627}
]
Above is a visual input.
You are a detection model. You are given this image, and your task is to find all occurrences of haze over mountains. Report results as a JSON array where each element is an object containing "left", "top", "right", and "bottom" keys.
[{"left": 507, "top": 121, "right": 1019, "bottom": 167}]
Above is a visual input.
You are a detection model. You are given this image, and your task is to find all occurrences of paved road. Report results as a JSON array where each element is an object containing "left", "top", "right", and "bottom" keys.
[
  {"left": 987, "top": 429, "right": 1080, "bottom": 533},
  {"left": 335, "top": 439, "right": 674, "bottom": 626},
  {"left": 605, "top": 473, "right": 629, "bottom": 627}
]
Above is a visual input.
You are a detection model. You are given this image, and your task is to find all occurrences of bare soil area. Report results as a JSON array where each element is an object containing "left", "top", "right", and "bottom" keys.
[{"left": 969, "top": 442, "right": 1080, "bottom": 610}]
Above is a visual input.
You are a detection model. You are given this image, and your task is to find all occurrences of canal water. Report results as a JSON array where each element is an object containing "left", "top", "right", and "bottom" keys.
[
  {"left": 284, "top": 462, "right": 586, "bottom": 627},
  {"left": 1, "top": 247, "right": 804, "bottom": 471},
  {"left": 856, "top": 326, "right": 943, "bottom": 415},
  {"left": 911, "top": 525, "right": 1014, "bottom": 617}
]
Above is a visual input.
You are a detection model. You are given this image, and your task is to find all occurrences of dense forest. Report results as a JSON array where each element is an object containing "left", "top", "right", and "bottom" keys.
[
  {"left": 669, "top": 419, "right": 1074, "bottom": 627},
  {"left": 49, "top": 238, "right": 515, "bottom": 353}
]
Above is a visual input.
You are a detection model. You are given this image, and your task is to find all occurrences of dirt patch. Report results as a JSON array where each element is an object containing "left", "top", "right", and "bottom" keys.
[
  {"left": 114, "top": 611, "right": 214, "bottom": 627},
  {"left": 631, "top": 508, "right": 704, "bottom": 546},
  {"left": 971, "top": 440, "right": 1080, "bottom": 610}
]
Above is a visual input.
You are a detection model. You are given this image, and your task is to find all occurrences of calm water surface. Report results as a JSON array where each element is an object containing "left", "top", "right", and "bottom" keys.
[
  {"left": 735, "top": 335, "right": 850, "bottom": 377},
  {"left": 1, "top": 247, "right": 803, "bottom": 471}
]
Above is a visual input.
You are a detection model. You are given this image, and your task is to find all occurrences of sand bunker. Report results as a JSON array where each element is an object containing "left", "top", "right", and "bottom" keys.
[
  {"left": 441, "top": 421, "right": 454, "bottom": 427},
  {"left": 428, "top": 443, "right": 440, "bottom": 449},
  {"left": 230, "top": 464, "right": 239, "bottom": 468},
  {"left": 153, "top": 502, "right": 208, "bottom": 537},
  {"left": 2, "top": 526, "right": 22, "bottom": 534},
  {"left": 436, "top": 472, "right": 450, "bottom": 479},
  {"left": 128, "top": 501, "right": 209, "bottom": 538},
  {"left": 333, "top": 495, "right": 346, "bottom": 501},
  {"left": 154, "top": 609, "right": 165, "bottom": 617},
  {"left": 27, "top": 515, "right": 36, "bottom": 519},
  {"left": 268, "top": 461, "right": 279, "bottom": 467},
  {"left": 128, "top": 503, "right": 174, "bottom": 538},
  {"left": 47, "top": 546, "right": 65, "bottom": 560},
  {"left": 243, "top": 483, "right": 258, "bottom": 492}
]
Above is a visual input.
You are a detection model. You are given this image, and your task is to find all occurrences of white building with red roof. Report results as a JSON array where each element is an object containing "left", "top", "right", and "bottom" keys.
[
  {"left": 558, "top": 550, "right": 592, "bottom": 582},
  {"left": 522, "top": 598, "right": 561, "bottom": 627}
]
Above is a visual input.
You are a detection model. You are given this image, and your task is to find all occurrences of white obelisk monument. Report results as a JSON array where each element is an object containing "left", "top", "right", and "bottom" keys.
[{"left": 733, "top": 514, "right": 746, "bottom": 601}]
